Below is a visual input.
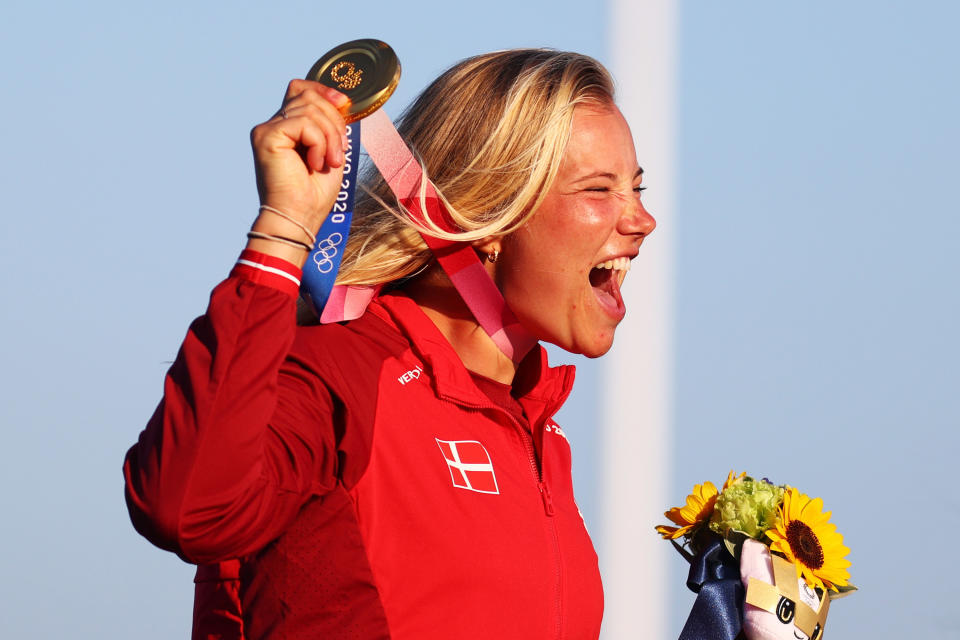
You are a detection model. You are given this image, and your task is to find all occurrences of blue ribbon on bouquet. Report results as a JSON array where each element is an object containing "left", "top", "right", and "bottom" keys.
[
  {"left": 300, "top": 120, "right": 361, "bottom": 315},
  {"left": 678, "top": 534, "right": 744, "bottom": 640}
]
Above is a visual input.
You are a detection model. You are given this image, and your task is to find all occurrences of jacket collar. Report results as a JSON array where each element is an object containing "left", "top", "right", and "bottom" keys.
[{"left": 370, "top": 293, "right": 575, "bottom": 426}]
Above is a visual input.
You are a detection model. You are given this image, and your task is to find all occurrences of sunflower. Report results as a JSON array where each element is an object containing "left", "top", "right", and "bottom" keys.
[
  {"left": 655, "top": 481, "right": 720, "bottom": 540},
  {"left": 767, "top": 487, "right": 851, "bottom": 592}
]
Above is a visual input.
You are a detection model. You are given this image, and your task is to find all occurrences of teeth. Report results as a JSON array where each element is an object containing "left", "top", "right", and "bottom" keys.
[{"left": 594, "top": 257, "right": 632, "bottom": 272}]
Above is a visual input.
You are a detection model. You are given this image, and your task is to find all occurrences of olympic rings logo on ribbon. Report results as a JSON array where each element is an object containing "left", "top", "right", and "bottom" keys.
[{"left": 312, "top": 232, "right": 344, "bottom": 274}]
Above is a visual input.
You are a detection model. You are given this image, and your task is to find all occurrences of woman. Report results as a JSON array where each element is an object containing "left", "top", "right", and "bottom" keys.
[{"left": 125, "top": 49, "right": 655, "bottom": 639}]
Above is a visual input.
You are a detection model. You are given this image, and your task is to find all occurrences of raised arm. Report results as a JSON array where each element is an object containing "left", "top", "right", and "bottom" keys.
[{"left": 124, "top": 82, "right": 350, "bottom": 563}]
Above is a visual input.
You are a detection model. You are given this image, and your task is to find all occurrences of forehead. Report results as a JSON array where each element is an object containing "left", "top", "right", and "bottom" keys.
[{"left": 558, "top": 104, "right": 639, "bottom": 178}]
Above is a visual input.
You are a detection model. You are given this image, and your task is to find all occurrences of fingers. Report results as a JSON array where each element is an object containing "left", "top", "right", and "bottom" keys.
[
  {"left": 254, "top": 80, "right": 351, "bottom": 172},
  {"left": 284, "top": 79, "right": 351, "bottom": 112},
  {"left": 247, "top": 80, "right": 354, "bottom": 224},
  {"left": 282, "top": 80, "right": 351, "bottom": 160},
  {"left": 298, "top": 111, "right": 339, "bottom": 172},
  {"left": 277, "top": 99, "right": 349, "bottom": 170}
]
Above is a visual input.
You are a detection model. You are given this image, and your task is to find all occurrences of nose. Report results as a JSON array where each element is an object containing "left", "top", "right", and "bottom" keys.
[{"left": 618, "top": 196, "right": 656, "bottom": 238}]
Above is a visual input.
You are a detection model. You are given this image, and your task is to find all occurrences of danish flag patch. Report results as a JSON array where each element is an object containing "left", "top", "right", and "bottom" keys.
[{"left": 435, "top": 439, "right": 499, "bottom": 494}]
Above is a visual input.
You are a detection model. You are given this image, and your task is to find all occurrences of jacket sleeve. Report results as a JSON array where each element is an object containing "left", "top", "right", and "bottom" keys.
[{"left": 123, "top": 252, "right": 340, "bottom": 564}]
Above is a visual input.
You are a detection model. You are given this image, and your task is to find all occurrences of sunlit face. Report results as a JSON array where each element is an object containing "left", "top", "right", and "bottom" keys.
[{"left": 494, "top": 104, "right": 656, "bottom": 357}]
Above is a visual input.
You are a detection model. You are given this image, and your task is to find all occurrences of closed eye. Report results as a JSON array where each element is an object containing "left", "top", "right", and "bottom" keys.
[{"left": 583, "top": 186, "right": 645, "bottom": 194}]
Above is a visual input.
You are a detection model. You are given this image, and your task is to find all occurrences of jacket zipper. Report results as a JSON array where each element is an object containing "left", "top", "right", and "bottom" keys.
[
  {"left": 510, "top": 412, "right": 564, "bottom": 640},
  {"left": 459, "top": 400, "right": 564, "bottom": 638},
  {"left": 458, "top": 399, "right": 550, "bottom": 511}
]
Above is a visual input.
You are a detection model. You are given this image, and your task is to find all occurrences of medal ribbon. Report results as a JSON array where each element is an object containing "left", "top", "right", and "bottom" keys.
[
  {"left": 300, "top": 121, "right": 362, "bottom": 314},
  {"left": 305, "top": 109, "right": 537, "bottom": 364}
]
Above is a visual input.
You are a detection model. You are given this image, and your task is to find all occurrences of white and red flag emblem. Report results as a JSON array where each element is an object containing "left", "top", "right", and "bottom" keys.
[{"left": 435, "top": 439, "right": 499, "bottom": 494}]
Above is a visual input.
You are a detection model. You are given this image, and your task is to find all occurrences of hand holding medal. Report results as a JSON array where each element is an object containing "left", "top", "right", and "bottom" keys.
[{"left": 246, "top": 39, "right": 399, "bottom": 267}]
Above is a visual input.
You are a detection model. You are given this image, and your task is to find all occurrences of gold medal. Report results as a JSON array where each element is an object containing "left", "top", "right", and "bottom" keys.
[{"left": 307, "top": 39, "right": 401, "bottom": 123}]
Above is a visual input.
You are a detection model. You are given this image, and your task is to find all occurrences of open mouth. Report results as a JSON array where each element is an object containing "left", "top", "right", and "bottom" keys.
[{"left": 589, "top": 257, "right": 630, "bottom": 316}]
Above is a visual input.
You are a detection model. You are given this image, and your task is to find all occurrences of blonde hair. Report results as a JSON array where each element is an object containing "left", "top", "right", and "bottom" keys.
[{"left": 336, "top": 49, "right": 615, "bottom": 287}]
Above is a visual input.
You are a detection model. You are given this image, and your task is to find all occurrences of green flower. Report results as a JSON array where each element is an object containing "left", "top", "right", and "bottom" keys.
[{"left": 709, "top": 476, "right": 785, "bottom": 539}]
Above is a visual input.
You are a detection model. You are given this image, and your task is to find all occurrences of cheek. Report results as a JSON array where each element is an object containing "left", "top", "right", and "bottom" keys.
[
  {"left": 557, "top": 203, "right": 614, "bottom": 244},
  {"left": 528, "top": 195, "right": 614, "bottom": 248},
  {"left": 495, "top": 247, "right": 574, "bottom": 341}
]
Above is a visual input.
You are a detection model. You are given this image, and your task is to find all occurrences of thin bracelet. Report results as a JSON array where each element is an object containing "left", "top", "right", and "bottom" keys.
[
  {"left": 246, "top": 231, "right": 312, "bottom": 252},
  {"left": 258, "top": 205, "right": 317, "bottom": 247}
]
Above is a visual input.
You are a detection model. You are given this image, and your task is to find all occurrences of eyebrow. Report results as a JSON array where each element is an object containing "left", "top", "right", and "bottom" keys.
[{"left": 572, "top": 167, "right": 645, "bottom": 182}]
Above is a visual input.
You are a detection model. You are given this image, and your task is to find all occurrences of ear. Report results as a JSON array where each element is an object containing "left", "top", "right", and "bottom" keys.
[
  {"left": 472, "top": 236, "right": 501, "bottom": 260},
  {"left": 471, "top": 236, "right": 502, "bottom": 268}
]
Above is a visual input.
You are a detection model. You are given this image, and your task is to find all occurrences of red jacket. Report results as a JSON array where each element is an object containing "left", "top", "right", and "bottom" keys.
[{"left": 124, "top": 251, "right": 604, "bottom": 639}]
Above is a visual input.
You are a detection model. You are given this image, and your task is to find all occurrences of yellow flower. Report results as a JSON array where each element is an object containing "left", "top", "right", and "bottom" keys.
[
  {"left": 656, "top": 481, "right": 720, "bottom": 540},
  {"left": 722, "top": 470, "right": 747, "bottom": 491},
  {"left": 767, "top": 487, "right": 851, "bottom": 592}
]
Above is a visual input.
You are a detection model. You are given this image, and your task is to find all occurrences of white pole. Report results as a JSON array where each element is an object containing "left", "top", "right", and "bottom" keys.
[{"left": 601, "top": 1, "right": 677, "bottom": 638}]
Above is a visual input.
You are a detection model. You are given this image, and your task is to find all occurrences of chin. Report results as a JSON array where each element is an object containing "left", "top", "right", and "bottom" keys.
[
  {"left": 521, "top": 314, "right": 618, "bottom": 358},
  {"left": 580, "top": 342, "right": 614, "bottom": 359},
  {"left": 557, "top": 333, "right": 616, "bottom": 359}
]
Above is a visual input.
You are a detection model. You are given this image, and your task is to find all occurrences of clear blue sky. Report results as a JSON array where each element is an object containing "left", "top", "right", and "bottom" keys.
[{"left": 1, "top": 1, "right": 956, "bottom": 638}]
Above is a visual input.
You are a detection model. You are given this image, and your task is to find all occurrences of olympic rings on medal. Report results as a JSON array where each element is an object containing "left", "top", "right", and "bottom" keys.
[{"left": 312, "top": 232, "right": 344, "bottom": 274}]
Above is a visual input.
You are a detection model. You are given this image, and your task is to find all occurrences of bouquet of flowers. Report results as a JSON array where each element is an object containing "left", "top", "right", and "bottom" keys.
[{"left": 656, "top": 472, "right": 855, "bottom": 640}]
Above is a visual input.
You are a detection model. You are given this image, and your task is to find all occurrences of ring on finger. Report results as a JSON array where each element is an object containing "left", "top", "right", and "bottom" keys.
[{"left": 280, "top": 108, "right": 288, "bottom": 119}]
